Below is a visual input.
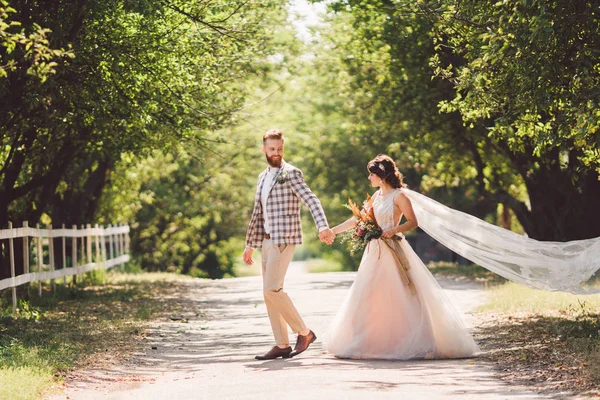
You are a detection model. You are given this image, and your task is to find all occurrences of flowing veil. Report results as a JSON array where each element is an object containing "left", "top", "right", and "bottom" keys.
[{"left": 402, "top": 189, "right": 600, "bottom": 294}]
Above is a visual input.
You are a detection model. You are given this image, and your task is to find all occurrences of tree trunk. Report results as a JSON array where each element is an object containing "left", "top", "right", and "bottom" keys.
[
  {"left": 49, "top": 155, "right": 113, "bottom": 227},
  {"left": 499, "top": 165, "right": 600, "bottom": 241},
  {"left": 521, "top": 167, "right": 600, "bottom": 241}
]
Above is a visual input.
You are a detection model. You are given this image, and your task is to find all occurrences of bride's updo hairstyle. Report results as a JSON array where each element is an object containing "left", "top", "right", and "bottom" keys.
[{"left": 367, "top": 154, "right": 407, "bottom": 189}]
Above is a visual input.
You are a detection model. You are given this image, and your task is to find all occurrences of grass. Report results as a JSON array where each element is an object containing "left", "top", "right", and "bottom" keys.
[
  {"left": 231, "top": 257, "right": 261, "bottom": 277},
  {"left": 475, "top": 282, "right": 600, "bottom": 395},
  {"left": 0, "top": 270, "right": 189, "bottom": 400},
  {"left": 426, "top": 261, "right": 507, "bottom": 286},
  {"left": 0, "top": 367, "right": 55, "bottom": 400},
  {"left": 478, "top": 281, "right": 600, "bottom": 314},
  {"left": 304, "top": 258, "right": 344, "bottom": 273}
]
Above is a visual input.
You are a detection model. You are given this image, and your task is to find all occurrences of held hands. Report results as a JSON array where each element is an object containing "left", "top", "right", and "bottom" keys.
[
  {"left": 244, "top": 229, "right": 335, "bottom": 264},
  {"left": 319, "top": 228, "right": 336, "bottom": 245},
  {"left": 243, "top": 247, "right": 254, "bottom": 265}
]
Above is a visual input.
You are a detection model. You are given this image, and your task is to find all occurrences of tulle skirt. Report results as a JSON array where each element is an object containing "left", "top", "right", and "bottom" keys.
[{"left": 323, "top": 238, "right": 481, "bottom": 360}]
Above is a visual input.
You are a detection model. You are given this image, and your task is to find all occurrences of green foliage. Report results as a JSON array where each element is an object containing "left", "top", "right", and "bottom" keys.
[
  {"left": 2, "top": 0, "right": 598, "bottom": 278},
  {"left": 84, "top": 269, "right": 108, "bottom": 286},
  {"left": 433, "top": 0, "right": 600, "bottom": 167},
  {"left": 303, "top": 0, "right": 600, "bottom": 242},
  {"left": 102, "top": 143, "right": 257, "bottom": 278},
  {"left": 3, "top": 298, "right": 41, "bottom": 321},
  {"left": 0, "top": 0, "right": 281, "bottom": 231},
  {"left": 0, "top": 1, "right": 71, "bottom": 81},
  {"left": 0, "top": 0, "right": 288, "bottom": 278},
  {"left": 428, "top": 0, "right": 600, "bottom": 239},
  {"left": 558, "top": 300, "right": 600, "bottom": 340}
]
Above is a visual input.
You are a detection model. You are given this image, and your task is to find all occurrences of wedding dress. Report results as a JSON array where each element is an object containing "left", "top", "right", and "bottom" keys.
[{"left": 323, "top": 189, "right": 481, "bottom": 360}]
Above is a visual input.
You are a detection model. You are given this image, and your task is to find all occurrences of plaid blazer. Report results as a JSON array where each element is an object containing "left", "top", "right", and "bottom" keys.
[{"left": 245, "top": 161, "right": 329, "bottom": 248}]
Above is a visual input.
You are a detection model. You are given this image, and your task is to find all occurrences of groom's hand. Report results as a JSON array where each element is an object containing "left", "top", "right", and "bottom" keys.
[
  {"left": 243, "top": 247, "right": 255, "bottom": 265},
  {"left": 319, "top": 228, "right": 335, "bottom": 245}
]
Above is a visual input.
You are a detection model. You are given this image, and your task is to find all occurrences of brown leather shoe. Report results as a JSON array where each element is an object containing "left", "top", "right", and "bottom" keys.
[
  {"left": 255, "top": 345, "right": 292, "bottom": 360},
  {"left": 290, "top": 330, "right": 316, "bottom": 358}
]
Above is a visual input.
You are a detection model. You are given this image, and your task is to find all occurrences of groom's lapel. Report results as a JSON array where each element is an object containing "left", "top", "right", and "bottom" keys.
[
  {"left": 256, "top": 170, "right": 269, "bottom": 212},
  {"left": 258, "top": 170, "right": 268, "bottom": 193},
  {"left": 267, "top": 161, "right": 287, "bottom": 195}
]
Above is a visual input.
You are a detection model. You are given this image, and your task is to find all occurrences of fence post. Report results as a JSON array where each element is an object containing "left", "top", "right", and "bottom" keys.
[
  {"left": 108, "top": 224, "right": 114, "bottom": 261},
  {"left": 62, "top": 224, "right": 67, "bottom": 285},
  {"left": 114, "top": 224, "right": 119, "bottom": 258},
  {"left": 120, "top": 226, "right": 125, "bottom": 257},
  {"left": 86, "top": 224, "right": 93, "bottom": 278},
  {"left": 72, "top": 225, "right": 77, "bottom": 285},
  {"left": 23, "top": 221, "right": 30, "bottom": 297},
  {"left": 22, "top": 221, "right": 29, "bottom": 274},
  {"left": 80, "top": 224, "right": 85, "bottom": 284},
  {"left": 86, "top": 223, "right": 92, "bottom": 271},
  {"left": 9, "top": 222, "right": 17, "bottom": 313},
  {"left": 36, "top": 223, "right": 42, "bottom": 297},
  {"left": 117, "top": 224, "right": 122, "bottom": 257},
  {"left": 79, "top": 224, "right": 86, "bottom": 284},
  {"left": 101, "top": 226, "right": 107, "bottom": 265},
  {"left": 94, "top": 224, "right": 101, "bottom": 268},
  {"left": 49, "top": 224, "right": 55, "bottom": 292}
]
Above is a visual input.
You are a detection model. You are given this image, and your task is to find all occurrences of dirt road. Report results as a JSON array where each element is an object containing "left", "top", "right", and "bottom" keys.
[{"left": 50, "top": 264, "right": 559, "bottom": 399}]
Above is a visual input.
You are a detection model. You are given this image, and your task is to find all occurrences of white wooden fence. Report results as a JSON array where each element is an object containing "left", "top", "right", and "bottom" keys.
[{"left": 0, "top": 222, "right": 130, "bottom": 312}]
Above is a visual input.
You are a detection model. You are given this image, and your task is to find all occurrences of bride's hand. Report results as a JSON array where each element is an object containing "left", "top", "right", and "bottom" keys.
[{"left": 381, "top": 227, "right": 397, "bottom": 239}]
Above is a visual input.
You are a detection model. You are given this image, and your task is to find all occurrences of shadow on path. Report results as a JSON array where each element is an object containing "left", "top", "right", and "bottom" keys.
[{"left": 51, "top": 267, "right": 561, "bottom": 400}]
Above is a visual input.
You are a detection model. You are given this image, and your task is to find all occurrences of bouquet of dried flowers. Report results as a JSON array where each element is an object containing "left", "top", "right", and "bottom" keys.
[
  {"left": 342, "top": 194, "right": 414, "bottom": 294},
  {"left": 341, "top": 194, "right": 383, "bottom": 255}
]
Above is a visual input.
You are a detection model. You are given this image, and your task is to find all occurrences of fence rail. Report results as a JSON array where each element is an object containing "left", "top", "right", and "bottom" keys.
[{"left": 0, "top": 222, "right": 130, "bottom": 312}]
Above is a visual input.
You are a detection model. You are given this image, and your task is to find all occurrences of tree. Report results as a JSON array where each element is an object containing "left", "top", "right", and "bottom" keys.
[
  {"left": 0, "top": 0, "right": 280, "bottom": 278},
  {"left": 0, "top": 0, "right": 68, "bottom": 81},
  {"left": 431, "top": 0, "right": 600, "bottom": 240},
  {"left": 309, "top": 0, "right": 600, "bottom": 241},
  {"left": 108, "top": 147, "right": 252, "bottom": 278}
]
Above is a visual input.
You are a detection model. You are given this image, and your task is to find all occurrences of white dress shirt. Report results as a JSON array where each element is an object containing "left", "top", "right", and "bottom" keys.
[{"left": 261, "top": 166, "right": 280, "bottom": 235}]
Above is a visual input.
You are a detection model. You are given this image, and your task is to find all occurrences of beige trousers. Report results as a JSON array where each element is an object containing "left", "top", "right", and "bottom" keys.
[{"left": 261, "top": 239, "right": 307, "bottom": 346}]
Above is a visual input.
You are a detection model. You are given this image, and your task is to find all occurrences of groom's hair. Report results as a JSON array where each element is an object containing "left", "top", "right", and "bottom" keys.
[{"left": 263, "top": 128, "right": 284, "bottom": 143}]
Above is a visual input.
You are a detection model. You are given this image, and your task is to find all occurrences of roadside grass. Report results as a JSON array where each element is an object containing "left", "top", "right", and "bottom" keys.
[
  {"left": 479, "top": 282, "right": 600, "bottom": 313},
  {"left": 0, "top": 270, "right": 189, "bottom": 400},
  {"left": 232, "top": 256, "right": 260, "bottom": 277},
  {"left": 426, "top": 261, "right": 507, "bottom": 286},
  {"left": 0, "top": 367, "right": 54, "bottom": 400},
  {"left": 305, "top": 258, "right": 344, "bottom": 273},
  {"left": 475, "top": 282, "right": 600, "bottom": 396}
]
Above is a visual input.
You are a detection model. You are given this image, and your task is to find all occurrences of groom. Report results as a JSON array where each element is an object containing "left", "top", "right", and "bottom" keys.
[{"left": 243, "top": 128, "right": 335, "bottom": 360}]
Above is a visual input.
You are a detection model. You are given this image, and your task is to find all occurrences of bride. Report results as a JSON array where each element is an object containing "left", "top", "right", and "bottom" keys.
[{"left": 324, "top": 154, "right": 481, "bottom": 360}]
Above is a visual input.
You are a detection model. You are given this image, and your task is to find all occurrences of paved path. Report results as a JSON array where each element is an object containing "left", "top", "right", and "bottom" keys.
[{"left": 51, "top": 263, "right": 557, "bottom": 400}]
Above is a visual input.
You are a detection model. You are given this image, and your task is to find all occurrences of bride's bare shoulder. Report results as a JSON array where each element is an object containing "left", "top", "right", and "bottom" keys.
[{"left": 393, "top": 189, "right": 410, "bottom": 204}]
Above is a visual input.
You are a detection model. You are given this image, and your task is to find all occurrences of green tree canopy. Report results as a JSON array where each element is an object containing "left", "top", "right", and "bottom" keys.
[
  {"left": 0, "top": 0, "right": 278, "bottom": 228},
  {"left": 304, "top": 0, "right": 600, "bottom": 241},
  {"left": 0, "top": 0, "right": 282, "bottom": 279}
]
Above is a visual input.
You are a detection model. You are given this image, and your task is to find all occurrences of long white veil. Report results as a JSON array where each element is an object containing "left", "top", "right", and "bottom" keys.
[{"left": 402, "top": 189, "right": 600, "bottom": 294}]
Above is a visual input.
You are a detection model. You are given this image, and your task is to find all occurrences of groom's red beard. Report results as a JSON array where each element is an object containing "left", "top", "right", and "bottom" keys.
[{"left": 266, "top": 154, "right": 282, "bottom": 167}]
